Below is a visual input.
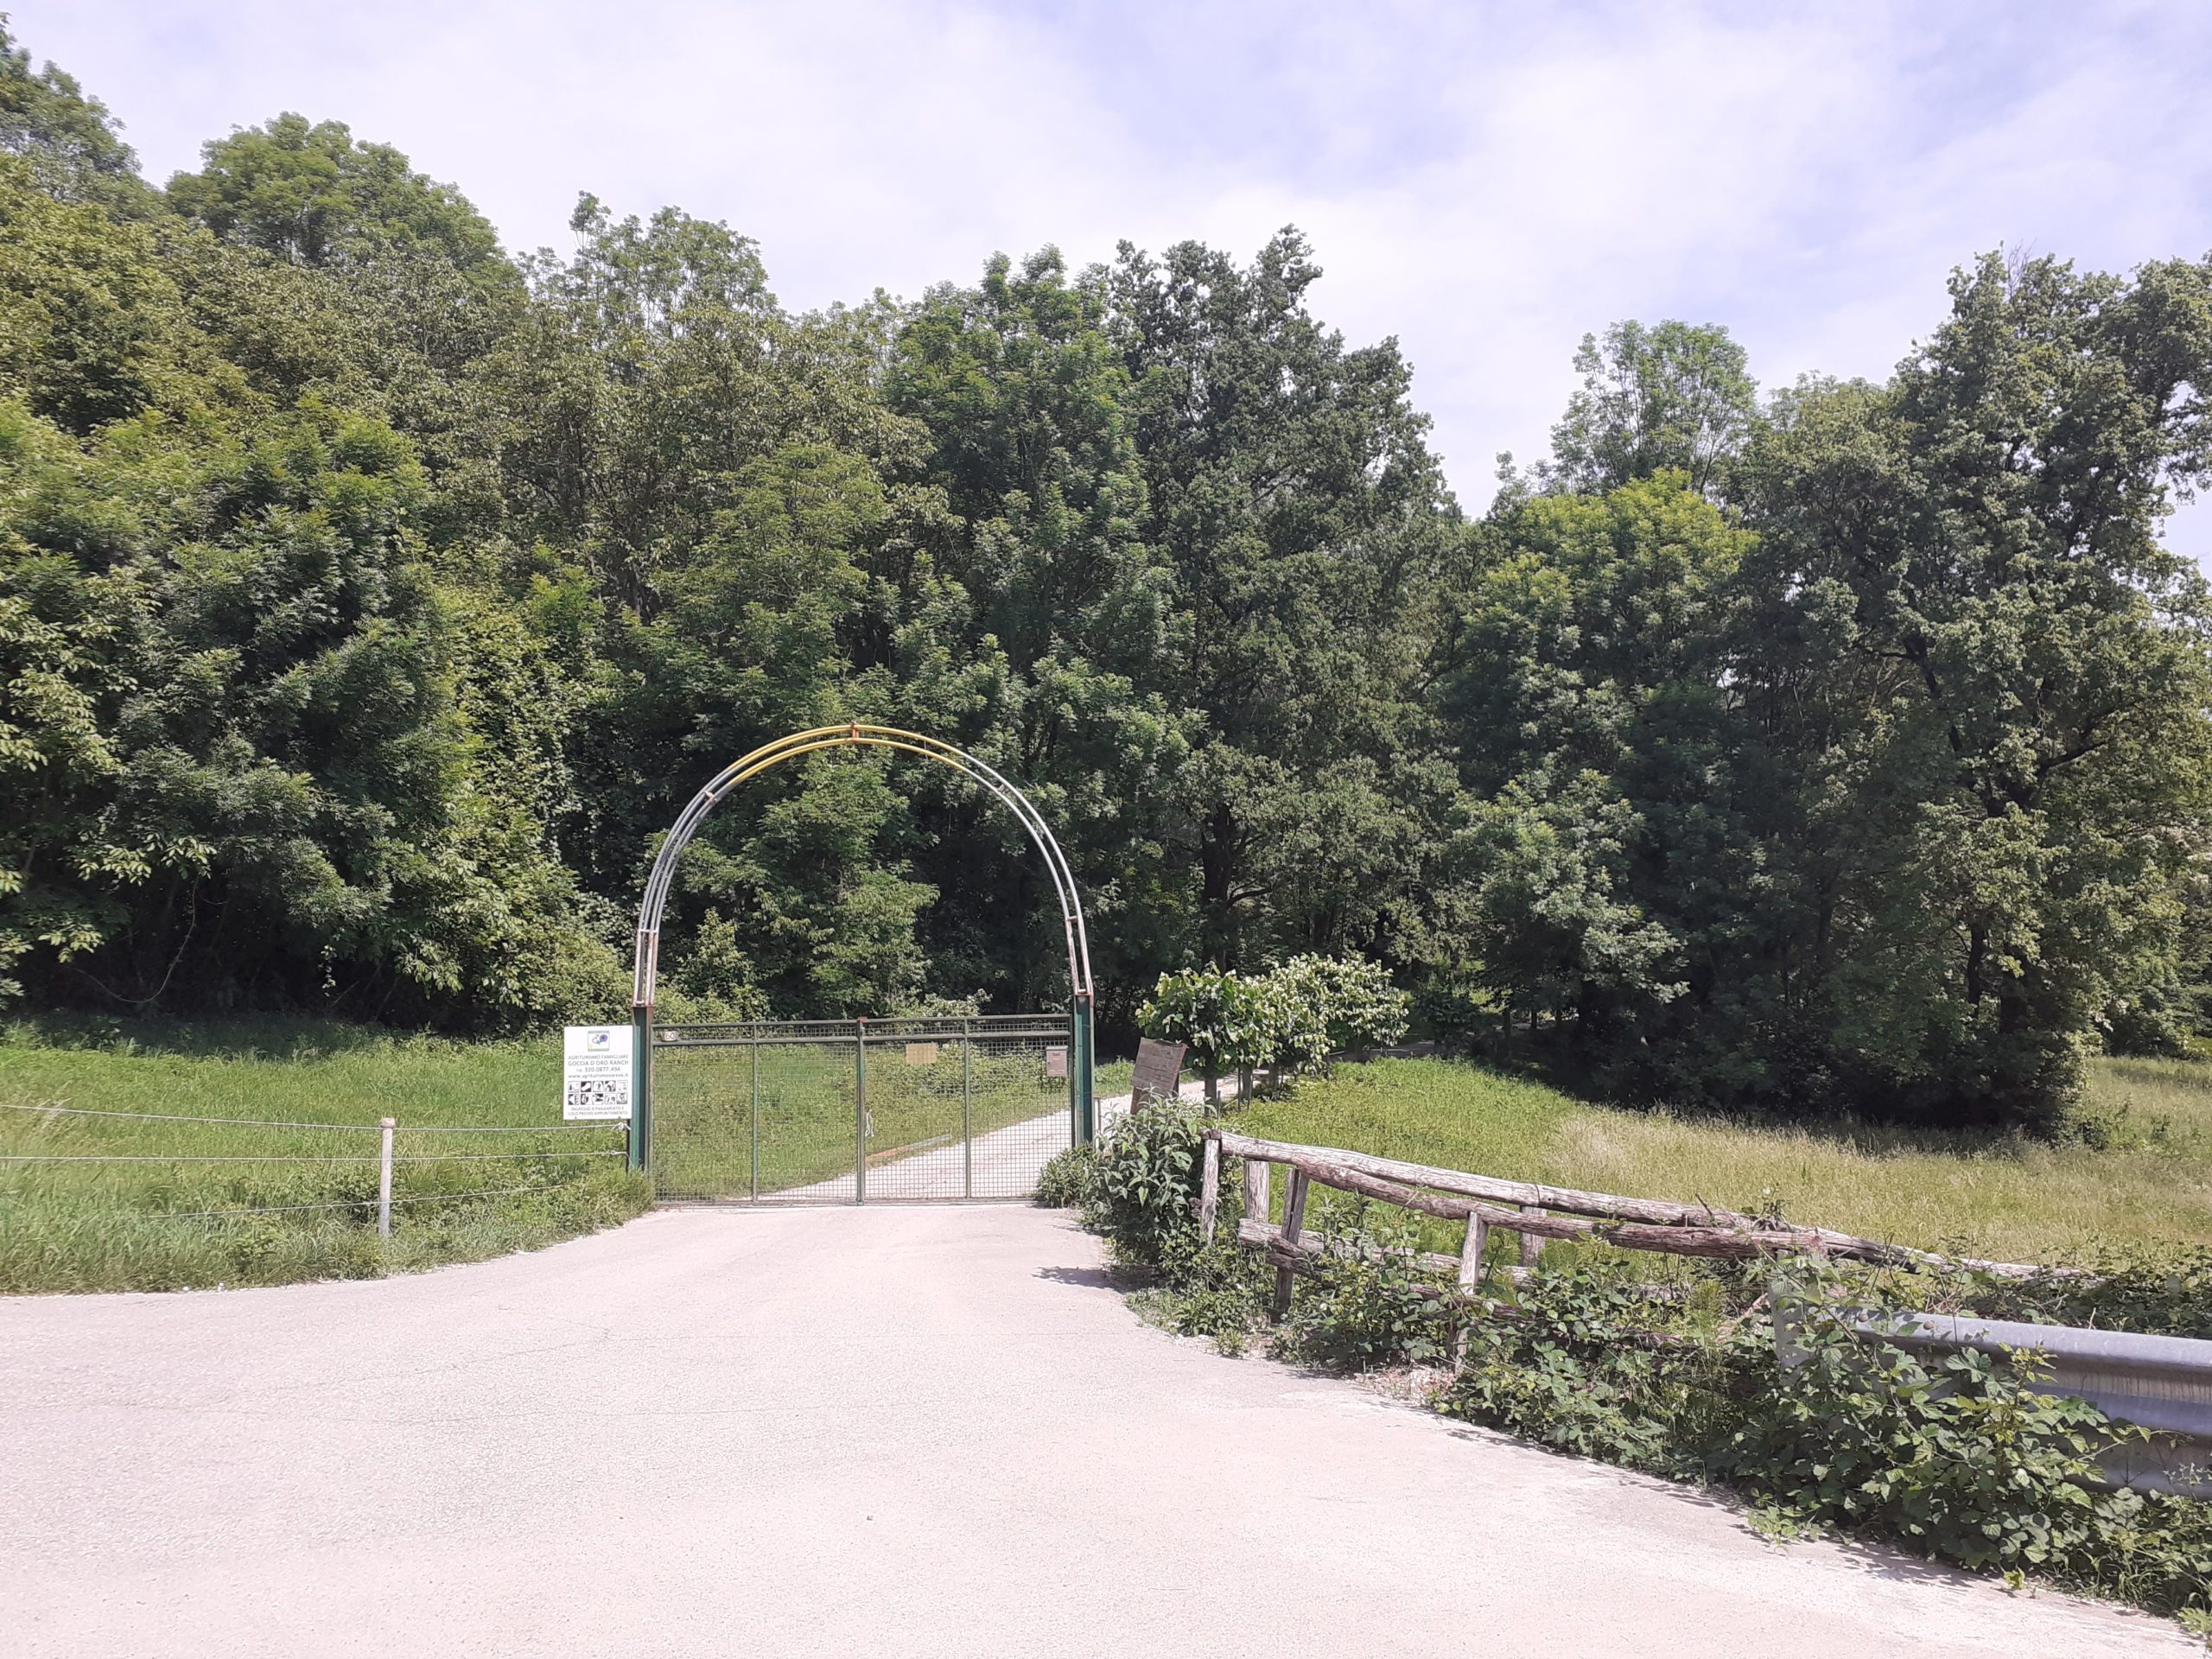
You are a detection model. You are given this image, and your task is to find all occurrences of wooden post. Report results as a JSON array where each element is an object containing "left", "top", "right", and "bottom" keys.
[
  {"left": 1242, "top": 1155, "right": 1269, "bottom": 1229},
  {"left": 1519, "top": 1205, "right": 1546, "bottom": 1267},
  {"left": 1198, "top": 1135, "right": 1221, "bottom": 1244},
  {"left": 1452, "top": 1209, "right": 1489, "bottom": 1367},
  {"left": 377, "top": 1116, "right": 395, "bottom": 1239},
  {"left": 1458, "top": 1212, "right": 1489, "bottom": 1288},
  {"left": 1271, "top": 1168, "right": 1310, "bottom": 1320}
]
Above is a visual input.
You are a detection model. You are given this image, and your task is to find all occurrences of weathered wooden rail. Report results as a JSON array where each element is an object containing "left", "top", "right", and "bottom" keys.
[{"left": 1198, "top": 1127, "right": 2050, "bottom": 1319}]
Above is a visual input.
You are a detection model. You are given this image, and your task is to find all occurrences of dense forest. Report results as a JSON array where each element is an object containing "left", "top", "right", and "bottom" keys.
[{"left": 5, "top": 22, "right": 2212, "bottom": 1130}]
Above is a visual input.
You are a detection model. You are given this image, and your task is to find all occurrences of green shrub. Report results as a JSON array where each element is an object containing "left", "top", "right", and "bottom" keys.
[
  {"left": 1130, "top": 1236, "right": 1274, "bottom": 1353},
  {"left": 1034, "top": 1141, "right": 1096, "bottom": 1209},
  {"left": 1444, "top": 1264, "right": 1743, "bottom": 1471},
  {"left": 1139, "top": 969, "right": 1287, "bottom": 1077},
  {"left": 1080, "top": 1095, "right": 1211, "bottom": 1268},
  {"left": 1269, "top": 955, "right": 1411, "bottom": 1065},
  {"left": 1120, "top": 1221, "right": 2212, "bottom": 1624},
  {"left": 1444, "top": 1259, "right": 2212, "bottom": 1617},
  {"left": 1718, "top": 1289, "right": 2137, "bottom": 1571},
  {"left": 1275, "top": 1209, "right": 1455, "bottom": 1370},
  {"left": 1140, "top": 955, "right": 1408, "bottom": 1078},
  {"left": 1960, "top": 1244, "right": 2212, "bottom": 1341}
]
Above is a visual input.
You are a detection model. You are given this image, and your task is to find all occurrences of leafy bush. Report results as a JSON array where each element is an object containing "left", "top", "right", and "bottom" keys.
[
  {"left": 1446, "top": 1266, "right": 1739, "bottom": 1471},
  {"left": 1717, "top": 1280, "right": 2139, "bottom": 1571},
  {"left": 1080, "top": 1095, "right": 1211, "bottom": 1268},
  {"left": 1270, "top": 954, "right": 1411, "bottom": 1065},
  {"left": 1140, "top": 955, "right": 1408, "bottom": 1078},
  {"left": 1960, "top": 1244, "right": 2212, "bottom": 1341},
  {"left": 1444, "top": 1260, "right": 2212, "bottom": 1616},
  {"left": 1034, "top": 1141, "right": 1096, "bottom": 1210},
  {"left": 1131, "top": 1236, "right": 1274, "bottom": 1354},
  {"left": 1115, "top": 1218, "right": 2212, "bottom": 1624},
  {"left": 1139, "top": 969, "right": 1287, "bottom": 1077},
  {"left": 1274, "top": 1208, "right": 1455, "bottom": 1370}
]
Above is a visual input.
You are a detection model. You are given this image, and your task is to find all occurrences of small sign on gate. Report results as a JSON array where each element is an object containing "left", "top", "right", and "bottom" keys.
[
  {"left": 905, "top": 1042, "right": 940, "bottom": 1065},
  {"left": 563, "top": 1025, "right": 634, "bottom": 1119},
  {"left": 1045, "top": 1045, "right": 1068, "bottom": 1079}
]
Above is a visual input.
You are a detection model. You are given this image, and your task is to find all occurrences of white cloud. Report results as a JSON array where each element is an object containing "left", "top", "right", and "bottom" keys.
[{"left": 11, "top": 0, "right": 2212, "bottom": 544}]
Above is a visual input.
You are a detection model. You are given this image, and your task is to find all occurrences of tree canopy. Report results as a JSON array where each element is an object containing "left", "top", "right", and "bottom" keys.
[{"left": 4, "top": 22, "right": 2211, "bottom": 1129}]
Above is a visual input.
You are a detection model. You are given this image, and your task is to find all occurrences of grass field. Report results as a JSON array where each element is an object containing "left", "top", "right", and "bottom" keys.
[
  {"left": 1234, "top": 1055, "right": 2212, "bottom": 1267},
  {"left": 0, "top": 1016, "right": 648, "bottom": 1294}
]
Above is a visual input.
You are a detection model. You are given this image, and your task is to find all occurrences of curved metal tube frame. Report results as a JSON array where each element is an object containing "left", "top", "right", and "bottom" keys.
[{"left": 626, "top": 723, "right": 1096, "bottom": 1171}]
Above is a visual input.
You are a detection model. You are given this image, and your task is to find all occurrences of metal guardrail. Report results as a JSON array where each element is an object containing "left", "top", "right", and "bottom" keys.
[{"left": 1815, "top": 1313, "right": 2212, "bottom": 1497}]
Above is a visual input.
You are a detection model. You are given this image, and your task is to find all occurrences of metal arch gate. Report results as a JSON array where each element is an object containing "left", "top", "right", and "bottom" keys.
[
  {"left": 650, "top": 1015, "right": 1077, "bottom": 1203},
  {"left": 625, "top": 722, "right": 1098, "bottom": 1204}
]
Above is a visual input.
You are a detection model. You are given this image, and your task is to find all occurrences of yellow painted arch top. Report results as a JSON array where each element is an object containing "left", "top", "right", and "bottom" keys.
[{"left": 630, "top": 722, "right": 1092, "bottom": 1007}]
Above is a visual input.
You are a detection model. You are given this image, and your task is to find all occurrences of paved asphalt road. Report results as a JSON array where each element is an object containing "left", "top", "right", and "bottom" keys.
[{"left": 0, "top": 1205, "right": 2192, "bottom": 1656}]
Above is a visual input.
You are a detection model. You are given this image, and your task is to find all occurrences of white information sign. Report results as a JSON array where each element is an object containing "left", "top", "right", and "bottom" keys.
[{"left": 563, "top": 1025, "right": 634, "bottom": 1120}]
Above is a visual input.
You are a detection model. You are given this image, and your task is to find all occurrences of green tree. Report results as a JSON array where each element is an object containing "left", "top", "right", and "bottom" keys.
[
  {"left": 0, "top": 20, "right": 145, "bottom": 211},
  {"left": 1541, "top": 320, "right": 1757, "bottom": 499},
  {"left": 0, "top": 158, "right": 191, "bottom": 432},
  {"left": 166, "top": 113, "right": 504, "bottom": 275},
  {"left": 0, "top": 392, "right": 615, "bottom": 1025},
  {"left": 1436, "top": 474, "right": 1748, "bottom": 1058},
  {"left": 887, "top": 247, "right": 1195, "bottom": 1014},
  {"left": 1109, "top": 228, "right": 1459, "bottom": 971},
  {"left": 1732, "top": 253, "right": 2212, "bottom": 1123}
]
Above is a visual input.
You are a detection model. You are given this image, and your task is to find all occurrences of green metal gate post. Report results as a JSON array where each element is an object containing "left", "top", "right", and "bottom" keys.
[
  {"left": 629, "top": 1003, "right": 652, "bottom": 1173},
  {"left": 1071, "top": 991, "right": 1096, "bottom": 1144},
  {"left": 749, "top": 1040, "right": 760, "bottom": 1201},
  {"left": 961, "top": 1020, "right": 974, "bottom": 1199},
  {"left": 854, "top": 1017, "right": 868, "bottom": 1204}
]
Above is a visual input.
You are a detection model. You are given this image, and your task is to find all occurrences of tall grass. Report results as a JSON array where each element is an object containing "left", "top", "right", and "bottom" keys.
[
  {"left": 1237, "top": 1055, "right": 2212, "bottom": 1265},
  {"left": 0, "top": 1015, "right": 648, "bottom": 1294}
]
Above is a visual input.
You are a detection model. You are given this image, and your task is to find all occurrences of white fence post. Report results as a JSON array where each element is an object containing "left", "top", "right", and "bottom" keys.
[{"left": 378, "top": 1117, "right": 395, "bottom": 1238}]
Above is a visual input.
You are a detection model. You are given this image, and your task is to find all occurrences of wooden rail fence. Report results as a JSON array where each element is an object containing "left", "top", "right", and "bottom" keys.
[{"left": 1197, "top": 1127, "right": 2050, "bottom": 1320}]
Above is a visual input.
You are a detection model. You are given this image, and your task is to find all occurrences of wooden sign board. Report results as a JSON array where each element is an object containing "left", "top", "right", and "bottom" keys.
[
  {"left": 1131, "top": 1037, "right": 1186, "bottom": 1109},
  {"left": 904, "top": 1042, "right": 940, "bottom": 1066}
]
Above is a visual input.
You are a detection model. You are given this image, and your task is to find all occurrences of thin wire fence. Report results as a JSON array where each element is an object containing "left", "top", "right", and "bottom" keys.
[
  {"left": 0, "top": 1101, "right": 616, "bottom": 1133},
  {"left": 156, "top": 1184, "right": 574, "bottom": 1221},
  {"left": 0, "top": 1150, "right": 625, "bottom": 1163},
  {"left": 0, "top": 1095, "right": 632, "bottom": 1236}
]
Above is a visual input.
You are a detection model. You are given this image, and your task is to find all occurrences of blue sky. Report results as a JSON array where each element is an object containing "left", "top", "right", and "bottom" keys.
[{"left": 13, "top": 1, "right": 2212, "bottom": 551}]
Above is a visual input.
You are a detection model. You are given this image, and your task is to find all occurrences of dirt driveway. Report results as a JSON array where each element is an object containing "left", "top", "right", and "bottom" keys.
[{"left": 0, "top": 1205, "right": 2190, "bottom": 1656}]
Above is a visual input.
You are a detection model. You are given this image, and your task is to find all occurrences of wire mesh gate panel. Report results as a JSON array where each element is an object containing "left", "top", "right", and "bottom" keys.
[{"left": 649, "top": 1016, "right": 1075, "bottom": 1202}]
